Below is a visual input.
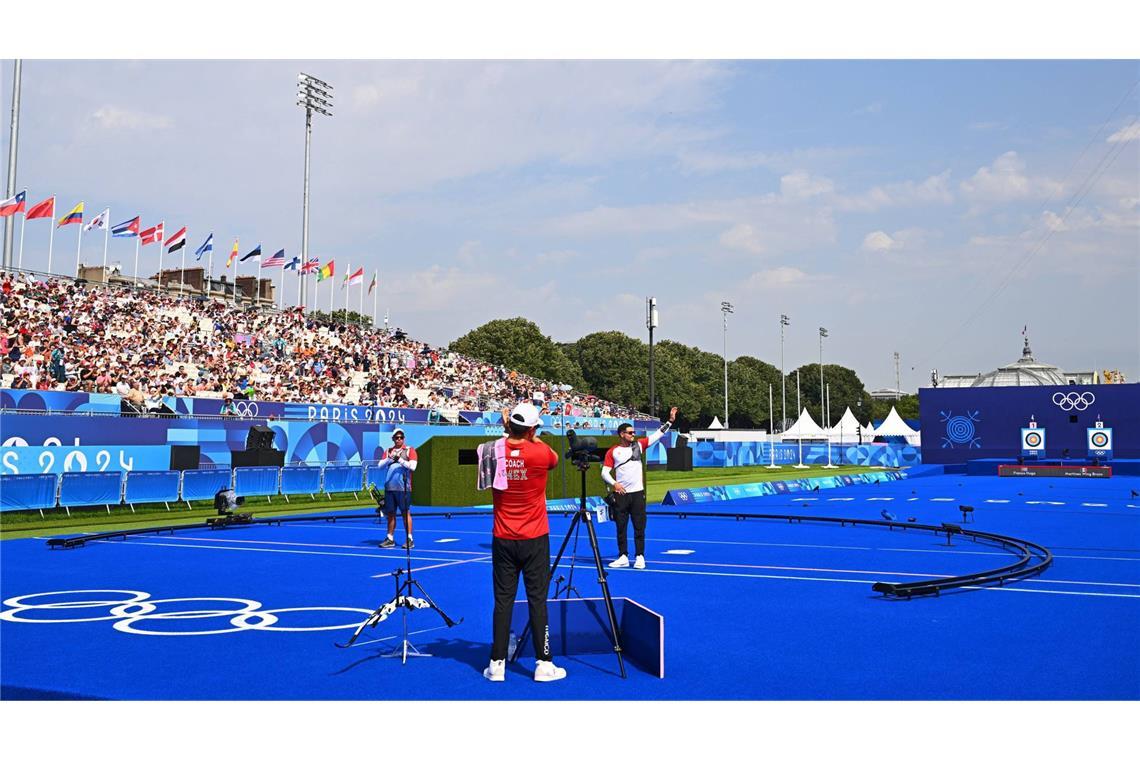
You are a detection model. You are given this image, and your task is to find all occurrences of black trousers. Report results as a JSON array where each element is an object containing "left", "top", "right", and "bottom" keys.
[
  {"left": 611, "top": 490, "right": 647, "bottom": 557},
  {"left": 491, "top": 534, "right": 551, "bottom": 661}
]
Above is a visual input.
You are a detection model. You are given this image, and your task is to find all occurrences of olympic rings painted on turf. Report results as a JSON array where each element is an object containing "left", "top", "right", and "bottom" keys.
[
  {"left": 1090, "top": 431, "right": 1109, "bottom": 448},
  {"left": 1052, "top": 391, "right": 1095, "bottom": 411},
  {"left": 0, "top": 590, "right": 151, "bottom": 623},
  {"left": 1, "top": 590, "right": 373, "bottom": 636}
]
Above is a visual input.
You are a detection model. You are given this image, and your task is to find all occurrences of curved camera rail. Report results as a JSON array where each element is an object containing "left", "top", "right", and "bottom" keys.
[
  {"left": 44, "top": 508, "right": 1052, "bottom": 598},
  {"left": 653, "top": 510, "right": 1053, "bottom": 598}
]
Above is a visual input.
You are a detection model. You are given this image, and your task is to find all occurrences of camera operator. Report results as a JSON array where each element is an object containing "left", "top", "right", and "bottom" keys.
[
  {"left": 373, "top": 428, "right": 418, "bottom": 549},
  {"left": 602, "top": 406, "right": 677, "bottom": 570},
  {"left": 482, "top": 402, "right": 567, "bottom": 683}
]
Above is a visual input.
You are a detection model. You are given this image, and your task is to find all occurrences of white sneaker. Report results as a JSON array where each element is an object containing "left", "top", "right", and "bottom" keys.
[
  {"left": 483, "top": 659, "right": 505, "bottom": 682},
  {"left": 608, "top": 555, "right": 629, "bottom": 568},
  {"left": 634, "top": 555, "right": 646, "bottom": 569},
  {"left": 534, "top": 660, "right": 567, "bottom": 682}
]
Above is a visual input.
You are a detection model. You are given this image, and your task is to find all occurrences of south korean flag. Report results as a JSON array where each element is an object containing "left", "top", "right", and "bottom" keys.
[
  {"left": 1087, "top": 427, "right": 1113, "bottom": 459},
  {"left": 1021, "top": 427, "right": 1046, "bottom": 458}
]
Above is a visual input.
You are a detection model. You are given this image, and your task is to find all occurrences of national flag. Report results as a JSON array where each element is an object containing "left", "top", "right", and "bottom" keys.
[
  {"left": 58, "top": 202, "right": 84, "bottom": 227},
  {"left": 346, "top": 267, "right": 364, "bottom": 286},
  {"left": 300, "top": 258, "right": 320, "bottom": 274},
  {"left": 111, "top": 216, "right": 140, "bottom": 237},
  {"left": 194, "top": 233, "right": 214, "bottom": 261},
  {"left": 284, "top": 256, "right": 301, "bottom": 271},
  {"left": 165, "top": 226, "right": 188, "bottom": 253},
  {"left": 316, "top": 261, "right": 334, "bottom": 281},
  {"left": 140, "top": 222, "right": 164, "bottom": 246},
  {"left": 239, "top": 244, "right": 262, "bottom": 262},
  {"left": 226, "top": 240, "right": 239, "bottom": 267},
  {"left": 368, "top": 271, "right": 377, "bottom": 295},
  {"left": 261, "top": 249, "right": 286, "bottom": 268},
  {"left": 25, "top": 196, "right": 55, "bottom": 220},
  {"left": 0, "top": 190, "right": 26, "bottom": 217},
  {"left": 83, "top": 208, "right": 109, "bottom": 232}
]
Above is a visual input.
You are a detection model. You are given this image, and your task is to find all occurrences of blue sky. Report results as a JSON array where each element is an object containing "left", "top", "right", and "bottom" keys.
[{"left": 2, "top": 58, "right": 1137, "bottom": 392}]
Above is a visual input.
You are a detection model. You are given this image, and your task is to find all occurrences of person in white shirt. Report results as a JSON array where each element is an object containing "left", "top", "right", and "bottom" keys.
[{"left": 601, "top": 406, "right": 677, "bottom": 570}]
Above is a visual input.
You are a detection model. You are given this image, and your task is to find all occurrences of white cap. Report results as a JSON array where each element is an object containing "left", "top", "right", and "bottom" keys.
[
  {"left": 392, "top": 428, "right": 406, "bottom": 438},
  {"left": 509, "top": 402, "right": 543, "bottom": 428}
]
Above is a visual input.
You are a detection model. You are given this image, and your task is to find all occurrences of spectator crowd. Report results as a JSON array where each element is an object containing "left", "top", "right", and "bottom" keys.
[{"left": 1, "top": 271, "right": 653, "bottom": 422}]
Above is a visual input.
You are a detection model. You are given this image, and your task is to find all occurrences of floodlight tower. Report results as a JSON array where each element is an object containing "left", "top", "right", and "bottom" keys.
[
  {"left": 780, "top": 314, "right": 790, "bottom": 432},
  {"left": 647, "top": 297, "right": 658, "bottom": 417},
  {"left": 297, "top": 72, "right": 333, "bottom": 309},
  {"left": 3, "top": 60, "right": 22, "bottom": 269},
  {"left": 721, "top": 301, "right": 734, "bottom": 427},
  {"left": 819, "top": 327, "right": 828, "bottom": 427}
]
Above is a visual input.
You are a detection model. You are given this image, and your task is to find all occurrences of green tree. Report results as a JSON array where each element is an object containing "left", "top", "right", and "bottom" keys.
[
  {"left": 792, "top": 363, "right": 869, "bottom": 428},
  {"left": 570, "top": 332, "right": 648, "bottom": 410},
  {"left": 449, "top": 318, "right": 586, "bottom": 390},
  {"left": 728, "top": 356, "right": 782, "bottom": 429}
]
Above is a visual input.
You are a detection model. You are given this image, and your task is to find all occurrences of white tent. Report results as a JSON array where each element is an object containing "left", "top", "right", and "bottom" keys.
[
  {"left": 828, "top": 407, "right": 862, "bottom": 442},
  {"left": 860, "top": 422, "right": 877, "bottom": 442},
  {"left": 871, "top": 406, "right": 920, "bottom": 445},
  {"left": 779, "top": 408, "right": 828, "bottom": 440},
  {"left": 707, "top": 416, "right": 725, "bottom": 430}
]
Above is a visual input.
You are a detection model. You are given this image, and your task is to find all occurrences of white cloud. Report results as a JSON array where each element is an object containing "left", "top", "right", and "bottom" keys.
[
  {"left": 1107, "top": 123, "right": 1140, "bottom": 143},
  {"left": 862, "top": 230, "right": 898, "bottom": 251},
  {"left": 780, "top": 171, "right": 834, "bottom": 200},
  {"left": 89, "top": 106, "right": 172, "bottom": 131},
  {"left": 742, "top": 266, "right": 813, "bottom": 290},
  {"left": 835, "top": 171, "right": 954, "bottom": 212},
  {"left": 535, "top": 250, "right": 579, "bottom": 266},
  {"left": 718, "top": 223, "right": 766, "bottom": 254},
  {"left": 960, "top": 151, "right": 1062, "bottom": 204}
]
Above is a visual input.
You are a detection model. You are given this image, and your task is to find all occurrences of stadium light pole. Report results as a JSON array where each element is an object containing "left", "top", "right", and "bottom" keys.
[
  {"left": 3, "top": 60, "right": 21, "bottom": 270},
  {"left": 647, "top": 297, "right": 658, "bottom": 418},
  {"left": 893, "top": 351, "right": 901, "bottom": 401},
  {"left": 819, "top": 327, "right": 828, "bottom": 428},
  {"left": 780, "top": 314, "right": 790, "bottom": 432},
  {"left": 297, "top": 72, "right": 333, "bottom": 310},
  {"left": 721, "top": 301, "right": 734, "bottom": 428}
]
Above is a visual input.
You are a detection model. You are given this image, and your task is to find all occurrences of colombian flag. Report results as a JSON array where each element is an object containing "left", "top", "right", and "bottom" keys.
[
  {"left": 316, "top": 261, "right": 334, "bottom": 281},
  {"left": 58, "top": 202, "right": 84, "bottom": 227},
  {"left": 226, "top": 239, "right": 239, "bottom": 268}
]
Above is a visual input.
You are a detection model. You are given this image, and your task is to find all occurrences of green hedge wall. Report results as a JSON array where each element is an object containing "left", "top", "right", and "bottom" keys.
[{"left": 412, "top": 434, "right": 619, "bottom": 507}]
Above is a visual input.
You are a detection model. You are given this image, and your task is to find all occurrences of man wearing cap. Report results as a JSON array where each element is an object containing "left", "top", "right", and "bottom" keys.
[
  {"left": 483, "top": 402, "right": 567, "bottom": 683},
  {"left": 374, "top": 428, "right": 418, "bottom": 549},
  {"left": 602, "top": 406, "right": 678, "bottom": 570}
]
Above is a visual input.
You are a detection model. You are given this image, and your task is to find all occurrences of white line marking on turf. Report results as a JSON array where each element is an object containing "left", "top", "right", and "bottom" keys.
[
  {"left": 826, "top": 498, "right": 854, "bottom": 502},
  {"left": 663, "top": 549, "right": 695, "bottom": 555},
  {"left": 1081, "top": 503, "right": 1108, "bottom": 507},
  {"left": 907, "top": 498, "right": 919, "bottom": 501},
  {"left": 434, "top": 538, "right": 461, "bottom": 543},
  {"left": 930, "top": 498, "right": 954, "bottom": 502},
  {"left": 85, "top": 539, "right": 477, "bottom": 563},
  {"left": 373, "top": 555, "right": 490, "bottom": 575},
  {"left": 153, "top": 535, "right": 486, "bottom": 555},
  {"left": 791, "top": 498, "right": 817, "bottom": 502},
  {"left": 867, "top": 497, "right": 894, "bottom": 501},
  {"left": 985, "top": 499, "right": 1010, "bottom": 503}
]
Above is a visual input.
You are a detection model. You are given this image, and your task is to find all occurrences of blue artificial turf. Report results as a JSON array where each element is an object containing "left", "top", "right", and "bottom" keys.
[{"left": 2, "top": 473, "right": 1137, "bottom": 700}]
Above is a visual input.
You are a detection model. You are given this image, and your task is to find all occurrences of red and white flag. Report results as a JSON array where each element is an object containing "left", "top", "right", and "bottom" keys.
[
  {"left": 346, "top": 267, "right": 364, "bottom": 286},
  {"left": 165, "top": 226, "right": 188, "bottom": 253},
  {"left": 140, "top": 222, "right": 164, "bottom": 246}
]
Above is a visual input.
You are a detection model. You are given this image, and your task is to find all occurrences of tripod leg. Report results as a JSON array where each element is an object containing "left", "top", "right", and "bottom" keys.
[{"left": 583, "top": 506, "right": 627, "bottom": 679}]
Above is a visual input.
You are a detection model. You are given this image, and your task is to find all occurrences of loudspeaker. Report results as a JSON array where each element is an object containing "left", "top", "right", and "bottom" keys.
[
  {"left": 666, "top": 446, "right": 693, "bottom": 471},
  {"left": 169, "top": 445, "right": 201, "bottom": 471},
  {"left": 245, "top": 425, "right": 275, "bottom": 451},
  {"left": 231, "top": 449, "right": 285, "bottom": 468},
  {"left": 457, "top": 449, "right": 478, "bottom": 465}
]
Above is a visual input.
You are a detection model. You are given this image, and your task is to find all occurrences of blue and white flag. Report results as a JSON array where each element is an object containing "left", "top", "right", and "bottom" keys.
[
  {"left": 111, "top": 217, "right": 140, "bottom": 237},
  {"left": 194, "top": 233, "right": 214, "bottom": 261},
  {"left": 284, "top": 256, "right": 301, "bottom": 271}
]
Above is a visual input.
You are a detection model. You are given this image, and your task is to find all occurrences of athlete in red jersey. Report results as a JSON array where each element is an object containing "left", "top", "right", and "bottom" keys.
[{"left": 483, "top": 402, "right": 567, "bottom": 684}]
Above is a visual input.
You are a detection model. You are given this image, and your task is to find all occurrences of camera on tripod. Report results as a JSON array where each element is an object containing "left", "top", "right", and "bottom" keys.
[{"left": 565, "top": 429, "right": 602, "bottom": 467}]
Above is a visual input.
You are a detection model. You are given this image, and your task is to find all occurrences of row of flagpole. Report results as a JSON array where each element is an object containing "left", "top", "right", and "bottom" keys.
[{"left": 0, "top": 189, "right": 383, "bottom": 327}]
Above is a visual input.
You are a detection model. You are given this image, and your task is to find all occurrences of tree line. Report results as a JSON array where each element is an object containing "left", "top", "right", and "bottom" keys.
[{"left": 449, "top": 318, "right": 918, "bottom": 429}]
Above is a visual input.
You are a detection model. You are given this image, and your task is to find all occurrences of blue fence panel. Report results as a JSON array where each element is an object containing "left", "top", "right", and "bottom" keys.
[
  {"left": 59, "top": 472, "right": 123, "bottom": 507},
  {"left": 180, "top": 469, "right": 232, "bottom": 502},
  {"left": 323, "top": 465, "right": 363, "bottom": 494},
  {"left": 365, "top": 465, "right": 387, "bottom": 489},
  {"left": 1, "top": 474, "right": 59, "bottom": 511},
  {"left": 234, "top": 467, "right": 280, "bottom": 497},
  {"left": 124, "top": 470, "right": 182, "bottom": 505},
  {"left": 280, "top": 466, "right": 322, "bottom": 496}
]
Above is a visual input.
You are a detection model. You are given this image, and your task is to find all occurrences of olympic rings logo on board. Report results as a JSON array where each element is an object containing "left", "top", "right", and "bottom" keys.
[
  {"left": 1052, "top": 392, "right": 1094, "bottom": 411},
  {"left": 231, "top": 401, "right": 260, "bottom": 418},
  {"left": 0, "top": 590, "right": 372, "bottom": 636}
]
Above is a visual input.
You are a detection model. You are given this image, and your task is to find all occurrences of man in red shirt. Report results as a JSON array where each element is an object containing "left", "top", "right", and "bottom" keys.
[{"left": 483, "top": 402, "right": 567, "bottom": 683}]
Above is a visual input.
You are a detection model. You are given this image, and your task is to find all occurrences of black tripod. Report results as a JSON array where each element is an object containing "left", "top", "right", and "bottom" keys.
[
  {"left": 337, "top": 541, "right": 462, "bottom": 662},
  {"left": 511, "top": 458, "right": 626, "bottom": 678}
]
